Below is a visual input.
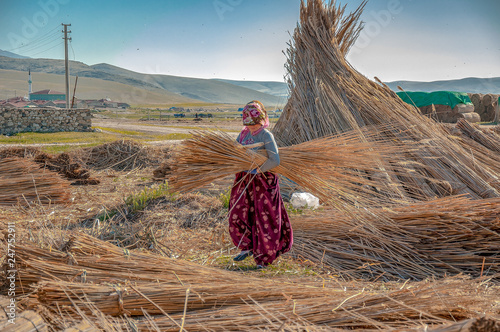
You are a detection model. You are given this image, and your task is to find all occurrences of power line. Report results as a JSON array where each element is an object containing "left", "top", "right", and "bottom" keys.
[
  {"left": 19, "top": 36, "right": 61, "bottom": 56},
  {"left": 5, "top": 25, "right": 60, "bottom": 52},
  {"left": 69, "top": 39, "right": 76, "bottom": 61},
  {"left": 17, "top": 29, "right": 61, "bottom": 52},
  {"left": 27, "top": 41, "right": 63, "bottom": 57}
]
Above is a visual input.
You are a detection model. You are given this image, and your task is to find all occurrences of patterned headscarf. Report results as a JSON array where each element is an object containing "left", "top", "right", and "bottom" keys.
[
  {"left": 242, "top": 100, "right": 268, "bottom": 126},
  {"left": 239, "top": 100, "right": 270, "bottom": 144}
]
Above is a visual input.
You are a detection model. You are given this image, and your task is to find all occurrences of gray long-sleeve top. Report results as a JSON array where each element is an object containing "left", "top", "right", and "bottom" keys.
[{"left": 236, "top": 128, "right": 280, "bottom": 173}]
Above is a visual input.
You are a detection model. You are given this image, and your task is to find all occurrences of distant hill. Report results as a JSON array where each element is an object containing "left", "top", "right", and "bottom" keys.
[
  {"left": 0, "top": 49, "right": 30, "bottom": 59},
  {"left": 3, "top": 55, "right": 497, "bottom": 105},
  {"left": 91, "top": 63, "right": 283, "bottom": 105},
  {"left": 385, "top": 77, "right": 500, "bottom": 94},
  {"left": 213, "top": 78, "right": 289, "bottom": 98},
  {"left": 0, "top": 68, "right": 201, "bottom": 105},
  {"left": 0, "top": 56, "right": 283, "bottom": 106}
]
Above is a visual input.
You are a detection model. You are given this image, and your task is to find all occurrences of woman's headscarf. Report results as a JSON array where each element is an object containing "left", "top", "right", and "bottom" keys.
[
  {"left": 239, "top": 100, "right": 270, "bottom": 143},
  {"left": 242, "top": 100, "right": 268, "bottom": 126}
]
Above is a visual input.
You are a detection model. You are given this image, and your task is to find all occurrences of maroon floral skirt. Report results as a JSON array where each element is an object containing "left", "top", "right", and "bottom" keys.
[{"left": 228, "top": 171, "right": 293, "bottom": 266}]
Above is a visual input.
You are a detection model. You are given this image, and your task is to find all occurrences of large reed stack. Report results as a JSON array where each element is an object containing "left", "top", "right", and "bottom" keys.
[
  {"left": 272, "top": 0, "right": 499, "bottom": 201},
  {"left": 292, "top": 195, "right": 500, "bottom": 281}
]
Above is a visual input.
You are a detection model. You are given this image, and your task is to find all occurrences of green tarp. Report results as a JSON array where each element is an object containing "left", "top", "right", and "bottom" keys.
[{"left": 396, "top": 91, "right": 472, "bottom": 110}]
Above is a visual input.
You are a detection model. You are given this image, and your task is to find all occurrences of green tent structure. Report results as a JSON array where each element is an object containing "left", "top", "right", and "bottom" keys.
[
  {"left": 396, "top": 91, "right": 472, "bottom": 109},
  {"left": 396, "top": 91, "right": 479, "bottom": 123}
]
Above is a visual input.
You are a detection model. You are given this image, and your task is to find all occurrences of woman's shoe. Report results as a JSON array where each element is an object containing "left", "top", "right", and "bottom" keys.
[{"left": 233, "top": 250, "right": 252, "bottom": 262}]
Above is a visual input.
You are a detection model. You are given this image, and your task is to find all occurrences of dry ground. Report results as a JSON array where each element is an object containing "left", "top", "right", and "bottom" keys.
[
  {"left": 1, "top": 122, "right": 499, "bottom": 331},
  {"left": 93, "top": 114, "right": 245, "bottom": 138}
]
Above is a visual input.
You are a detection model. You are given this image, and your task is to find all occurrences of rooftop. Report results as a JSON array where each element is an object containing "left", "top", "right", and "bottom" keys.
[{"left": 30, "top": 89, "right": 65, "bottom": 95}]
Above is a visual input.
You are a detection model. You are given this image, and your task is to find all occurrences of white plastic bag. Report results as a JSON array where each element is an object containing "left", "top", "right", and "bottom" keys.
[{"left": 290, "top": 192, "right": 320, "bottom": 209}]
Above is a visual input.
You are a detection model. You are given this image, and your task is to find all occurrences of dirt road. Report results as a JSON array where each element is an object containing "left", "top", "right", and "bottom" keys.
[{"left": 93, "top": 116, "right": 242, "bottom": 140}]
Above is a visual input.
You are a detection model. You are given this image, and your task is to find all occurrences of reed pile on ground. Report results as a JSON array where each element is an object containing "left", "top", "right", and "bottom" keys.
[
  {"left": 444, "top": 125, "right": 500, "bottom": 178},
  {"left": 432, "top": 317, "right": 500, "bottom": 332},
  {"left": 0, "top": 146, "right": 98, "bottom": 185},
  {"left": 34, "top": 152, "right": 100, "bottom": 185},
  {"left": 0, "top": 296, "right": 47, "bottom": 332},
  {"left": 456, "top": 119, "right": 500, "bottom": 153},
  {"left": 166, "top": 129, "right": 418, "bottom": 208},
  {"left": 71, "top": 140, "right": 168, "bottom": 171},
  {"left": 0, "top": 146, "right": 41, "bottom": 159},
  {"left": 7, "top": 233, "right": 498, "bottom": 331},
  {"left": 272, "top": 0, "right": 499, "bottom": 201},
  {"left": 0, "top": 157, "right": 71, "bottom": 205},
  {"left": 292, "top": 195, "right": 500, "bottom": 281}
]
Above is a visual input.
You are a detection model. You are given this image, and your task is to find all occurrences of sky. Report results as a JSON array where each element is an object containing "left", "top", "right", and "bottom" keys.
[{"left": 0, "top": 0, "right": 499, "bottom": 83}]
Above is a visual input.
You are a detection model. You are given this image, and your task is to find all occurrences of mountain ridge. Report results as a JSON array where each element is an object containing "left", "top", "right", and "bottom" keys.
[
  {"left": 0, "top": 56, "right": 284, "bottom": 106},
  {"left": 1, "top": 53, "right": 499, "bottom": 105},
  {"left": 0, "top": 49, "right": 31, "bottom": 59}
]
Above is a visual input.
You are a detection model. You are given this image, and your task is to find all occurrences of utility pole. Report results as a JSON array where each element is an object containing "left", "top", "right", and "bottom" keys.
[
  {"left": 62, "top": 23, "right": 71, "bottom": 109},
  {"left": 28, "top": 69, "right": 32, "bottom": 99},
  {"left": 71, "top": 75, "right": 78, "bottom": 108}
]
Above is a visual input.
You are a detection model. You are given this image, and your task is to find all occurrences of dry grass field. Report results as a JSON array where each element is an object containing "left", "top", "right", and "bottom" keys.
[{"left": 0, "top": 123, "right": 499, "bottom": 331}]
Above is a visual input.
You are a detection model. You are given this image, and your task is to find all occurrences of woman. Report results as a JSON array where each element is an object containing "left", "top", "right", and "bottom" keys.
[{"left": 228, "top": 100, "right": 293, "bottom": 268}]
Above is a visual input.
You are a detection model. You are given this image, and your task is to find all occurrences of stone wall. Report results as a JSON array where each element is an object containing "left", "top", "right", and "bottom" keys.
[{"left": 0, "top": 108, "right": 92, "bottom": 135}]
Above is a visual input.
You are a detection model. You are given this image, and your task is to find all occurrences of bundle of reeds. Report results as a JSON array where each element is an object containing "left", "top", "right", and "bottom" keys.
[
  {"left": 9, "top": 233, "right": 499, "bottom": 330},
  {"left": 272, "top": 0, "right": 499, "bottom": 201},
  {"left": 446, "top": 126, "right": 500, "bottom": 184},
  {"left": 0, "top": 146, "right": 42, "bottom": 159},
  {"left": 0, "top": 157, "right": 71, "bottom": 205},
  {"left": 292, "top": 195, "right": 500, "bottom": 281},
  {"left": 71, "top": 140, "right": 167, "bottom": 171},
  {"left": 14, "top": 232, "right": 260, "bottom": 291},
  {"left": 456, "top": 118, "right": 500, "bottom": 153},
  {"left": 34, "top": 276, "right": 495, "bottom": 331},
  {"left": 0, "top": 147, "right": 98, "bottom": 184},
  {"left": 428, "top": 317, "right": 500, "bottom": 332},
  {"left": 166, "top": 129, "right": 423, "bottom": 208},
  {"left": 0, "top": 296, "right": 47, "bottom": 332}
]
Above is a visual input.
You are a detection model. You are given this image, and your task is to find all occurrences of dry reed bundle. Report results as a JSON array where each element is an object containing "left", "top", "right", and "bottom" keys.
[
  {"left": 33, "top": 276, "right": 497, "bottom": 331},
  {"left": 167, "top": 129, "right": 420, "bottom": 208},
  {"left": 0, "top": 147, "right": 98, "bottom": 184},
  {"left": 0, "top": 296, "right": 47, "bottom": 332},
  {"left": 132, "top": 277, "right": 496, "bottom": 331},
  {"left": 456, "top": 118, "right": 500, "bottom": 153},
  {"left": 71, "top": 140, "right": 167, "bottom": 171},
  {"left": 9, "top": 234, "right": 499, "bottom": 330},
  {"left": 13, "top": 232, "right": 269, "bottom": 292},
  {"left": 272, "top": 0, "right": 500, "bottom": 201},
  {"left": 428, "top": 317, "right": 500, "bottom": 332},
  {"left": 292, "top": 195, "right": 500, "bottom": 281},
  {"left": 0, "top": 157, "right": 71, "bottom": 205},
  {"left": 0, "top": 146, "right": 42, "bottom": 159},
  {"left": 446, "top": 128, "right": 500, "bottom": 191}
]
